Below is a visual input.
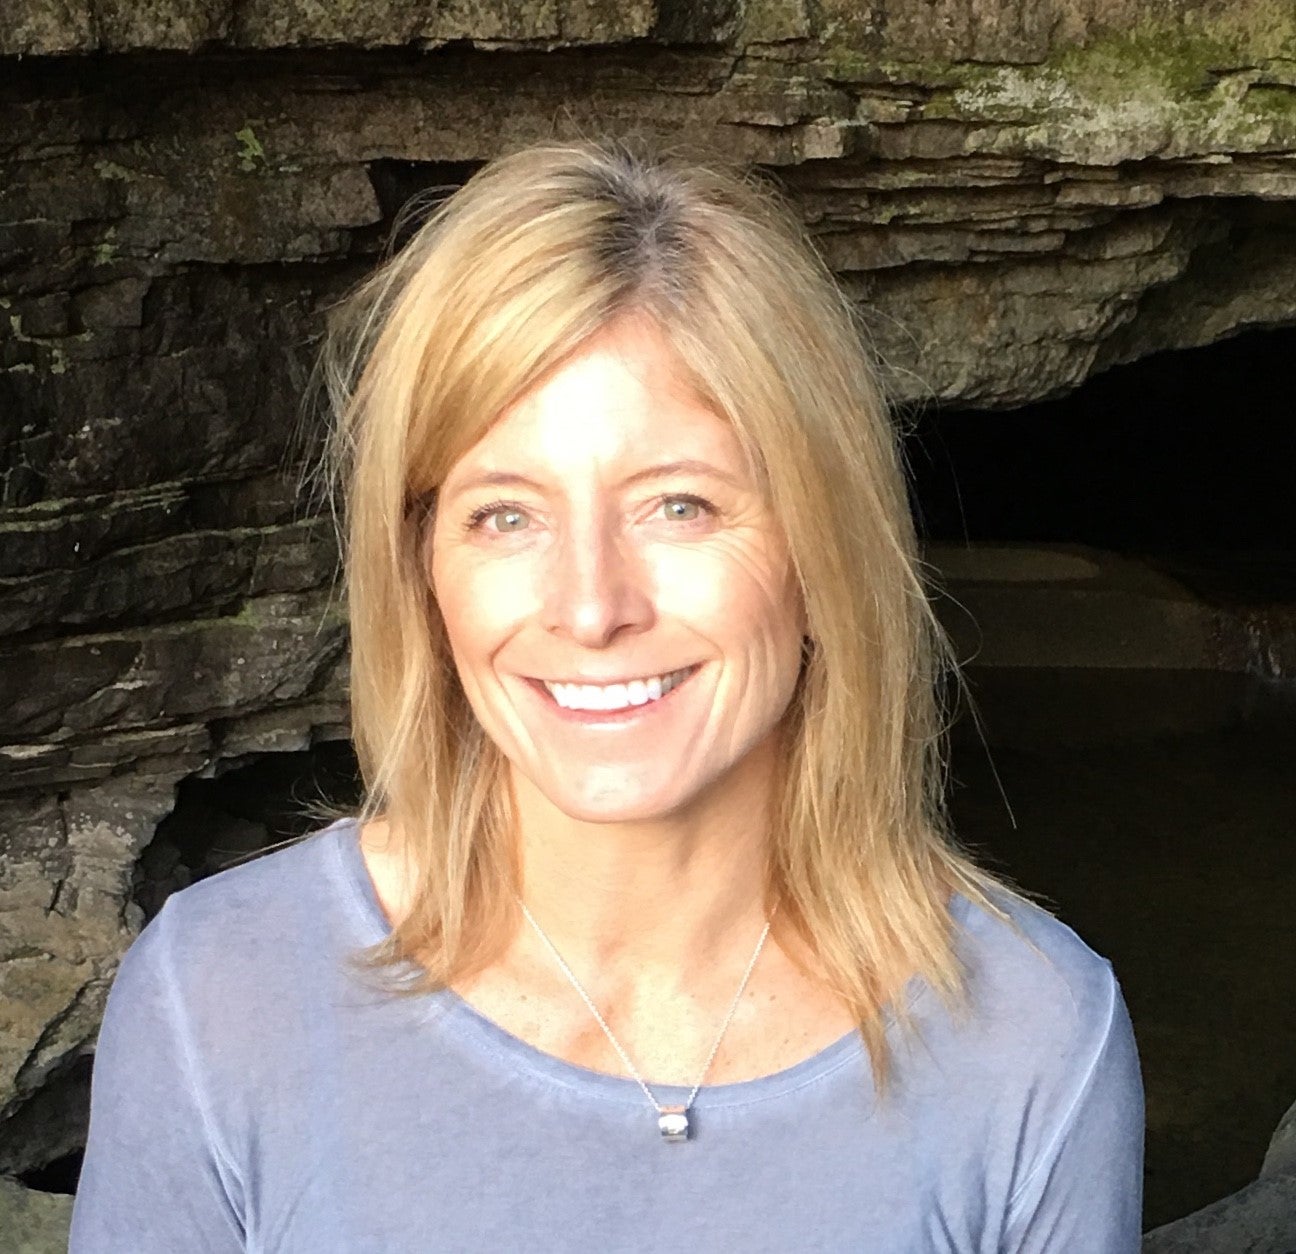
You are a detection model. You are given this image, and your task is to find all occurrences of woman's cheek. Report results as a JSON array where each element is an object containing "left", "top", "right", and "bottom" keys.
[
  {"left": 647, "top": 544, "right": 731, "bottom": 608},
  {"left": 435, "top": 545, "right": 510, "bottom": 621}
]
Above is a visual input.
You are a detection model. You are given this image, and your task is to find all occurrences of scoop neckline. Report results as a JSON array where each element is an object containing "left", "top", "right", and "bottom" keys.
[{"left": 327, "top": 815, "right": 931, "bottom": 1110}]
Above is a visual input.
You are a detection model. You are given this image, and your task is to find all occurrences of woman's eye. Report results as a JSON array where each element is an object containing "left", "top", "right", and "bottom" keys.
[
  {"left": 490, "top": 509, "right": 529, "bottom": 532},
  {"left": 469, "top": 504, "right": 530, "bottom": 533},
  {"left": 661, "top": 497, "right": 707, "bottom": 522}
]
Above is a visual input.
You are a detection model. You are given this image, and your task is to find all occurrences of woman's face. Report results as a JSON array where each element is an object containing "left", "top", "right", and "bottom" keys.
[{"left": 430, "top": 316, "right": 807, "bottom": 825}]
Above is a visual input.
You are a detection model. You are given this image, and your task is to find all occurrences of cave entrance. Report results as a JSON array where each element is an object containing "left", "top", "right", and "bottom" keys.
[
  {"left": 906, "top": 325, "right": 1296, "bottom": 596},
  {"left": 904, "top": 327, "right": 1296, "bottom": 1228}
]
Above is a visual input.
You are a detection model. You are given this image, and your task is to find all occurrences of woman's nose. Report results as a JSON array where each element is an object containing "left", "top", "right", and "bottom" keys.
[{"left": 540, "top": 521, "right": 654, "bottom": 647}]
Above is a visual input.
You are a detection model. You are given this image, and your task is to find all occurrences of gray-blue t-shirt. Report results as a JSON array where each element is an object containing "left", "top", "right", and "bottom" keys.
[{"left": 70, "top": 817, "right": 1143, "bottom": 1252}]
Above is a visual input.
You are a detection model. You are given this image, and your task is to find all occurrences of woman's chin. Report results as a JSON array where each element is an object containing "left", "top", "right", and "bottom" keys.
[
  {"left": 550, "top": 795, "right": 684, "bottom": 826},
  {"left": 532, "top": 775, "right": 699, "bottom": 826}
]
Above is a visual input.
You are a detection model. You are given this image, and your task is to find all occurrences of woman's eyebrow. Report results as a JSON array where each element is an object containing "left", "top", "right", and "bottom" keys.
[
  {"left": 621, "top": 459, "right": 745, "bottom": 488},
  {"left": 446, "top": 459, "right": 744, "bottom": 498},
  {"left": 445, "top": 470, "right": 544, "bottom": 497}
]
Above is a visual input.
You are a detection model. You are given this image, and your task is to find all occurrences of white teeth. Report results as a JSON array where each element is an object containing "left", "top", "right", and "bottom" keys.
[{"left": 545, "top": 667, "right": 695, "bottom": 712}]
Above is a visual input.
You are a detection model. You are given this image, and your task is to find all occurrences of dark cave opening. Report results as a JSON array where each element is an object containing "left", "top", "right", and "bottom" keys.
[
  {"left": 905, "top": 326, "right": 1296, "bottom": 602},
  {"left": 18, "top": 1149, "right": 84, "bottom": 1197},
  {"left": 906, "top": 326, "right": 1296, "bottom": 1226},
  {"left": 133, "top": 739, "right": 365, "bottom": 925},
  {"left": 9, "top": 1055, "right": 92, "bottom": 1196}
]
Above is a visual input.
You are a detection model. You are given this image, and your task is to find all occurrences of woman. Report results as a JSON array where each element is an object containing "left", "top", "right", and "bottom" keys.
[{"left": 70, "top": 138, "right": 1143, "bottom": 1251}]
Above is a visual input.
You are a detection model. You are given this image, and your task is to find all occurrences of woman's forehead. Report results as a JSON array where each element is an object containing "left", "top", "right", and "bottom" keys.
[{"left": 442, "top": 326, "right": 754, "bottom": 490}]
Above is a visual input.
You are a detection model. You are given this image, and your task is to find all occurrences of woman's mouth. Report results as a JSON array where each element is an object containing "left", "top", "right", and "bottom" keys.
[{"left": 529, "top": 664, "right": 701, "bottom": 715}]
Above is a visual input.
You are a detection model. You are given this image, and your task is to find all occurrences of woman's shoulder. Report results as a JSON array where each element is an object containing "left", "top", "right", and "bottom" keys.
[
  {"left": 120, "top": 816, "right": 359, "bottom": 987},
  {"left": 89, "top": 819, "right": 369, "bottom": 1158},
  {"left": 942, "top": 885, "right": 1124, "bottom": 1060},
  {"left": 952, "top": 885, "right": 1116, "bottom": 985}
]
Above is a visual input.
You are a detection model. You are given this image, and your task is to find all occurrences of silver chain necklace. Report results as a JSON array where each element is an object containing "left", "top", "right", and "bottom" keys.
[{"left": 517, "top": 897, "right": 777, "bottom": 1143}]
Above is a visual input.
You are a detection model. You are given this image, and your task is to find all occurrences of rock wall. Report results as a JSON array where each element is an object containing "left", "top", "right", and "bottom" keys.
[{"left": 1, "top": 0, "right": 1294, "bottom": 1207}]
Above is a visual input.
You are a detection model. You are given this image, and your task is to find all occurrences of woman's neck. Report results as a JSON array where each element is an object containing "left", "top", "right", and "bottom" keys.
[
  {"left": 361, "top": 731, "right": 790, "bottom": 994},
  {"left": 357, "top": 740, "right": 861, "bottom": 1083},
  {"left": 507, "top": 761, "right": 775, "bottom": 990}
]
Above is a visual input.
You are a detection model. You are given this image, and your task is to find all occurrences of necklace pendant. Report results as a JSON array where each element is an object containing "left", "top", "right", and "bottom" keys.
[{"left": 658, "top": 1107, "right": 690, "bottom": 1142}]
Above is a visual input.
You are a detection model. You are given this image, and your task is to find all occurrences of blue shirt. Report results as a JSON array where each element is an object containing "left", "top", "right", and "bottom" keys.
[{"left": 70, "top": 817, "right": 1143, "bottom": 1252}]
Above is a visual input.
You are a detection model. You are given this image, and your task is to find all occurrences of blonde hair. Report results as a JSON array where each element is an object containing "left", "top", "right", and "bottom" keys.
[{"left": 322, "top": 136, "right": 1012, "bottom": 1087}]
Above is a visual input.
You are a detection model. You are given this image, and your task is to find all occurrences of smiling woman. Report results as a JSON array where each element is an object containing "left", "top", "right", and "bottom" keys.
[
  {"left": 70, "top": 139, "right": 1144, "bottom": 1252},
  {"left": 428, "top": 316, "right": 807, "bottom": 829}
]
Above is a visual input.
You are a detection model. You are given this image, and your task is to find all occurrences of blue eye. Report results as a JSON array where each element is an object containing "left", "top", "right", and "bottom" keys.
[
  {"left": 662, "top": 496, "right": 709, "bottom": 522},
  {"left": 491, "top": 510, "right": 529, "bottom": 532},
  {"left": 467, "top": 502, "right": 530, "bottom": 533}
]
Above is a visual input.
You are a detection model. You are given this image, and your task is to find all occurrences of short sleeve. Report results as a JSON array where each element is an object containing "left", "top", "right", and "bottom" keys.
[
  {"left": 1001, "top": 972, "right": 1145, "bottom": 1253},
  {"left": 69, "top": 899, "right": 246, "bottom": 1253}
]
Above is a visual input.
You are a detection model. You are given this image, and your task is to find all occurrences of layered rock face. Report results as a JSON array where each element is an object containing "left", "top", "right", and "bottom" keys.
[{"left": 1, "top": 0, "right": 1294, "bottom": 1233}]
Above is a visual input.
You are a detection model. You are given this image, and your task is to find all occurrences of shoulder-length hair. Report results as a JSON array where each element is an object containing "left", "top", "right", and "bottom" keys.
[{"left": 322, "top": 136, "right": 1010, "bottom": 1087}]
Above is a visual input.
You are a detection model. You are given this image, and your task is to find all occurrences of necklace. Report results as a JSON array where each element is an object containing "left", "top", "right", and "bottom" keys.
[{"left": 518, "top": 898, "right": 777, "bottom": 1143}]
